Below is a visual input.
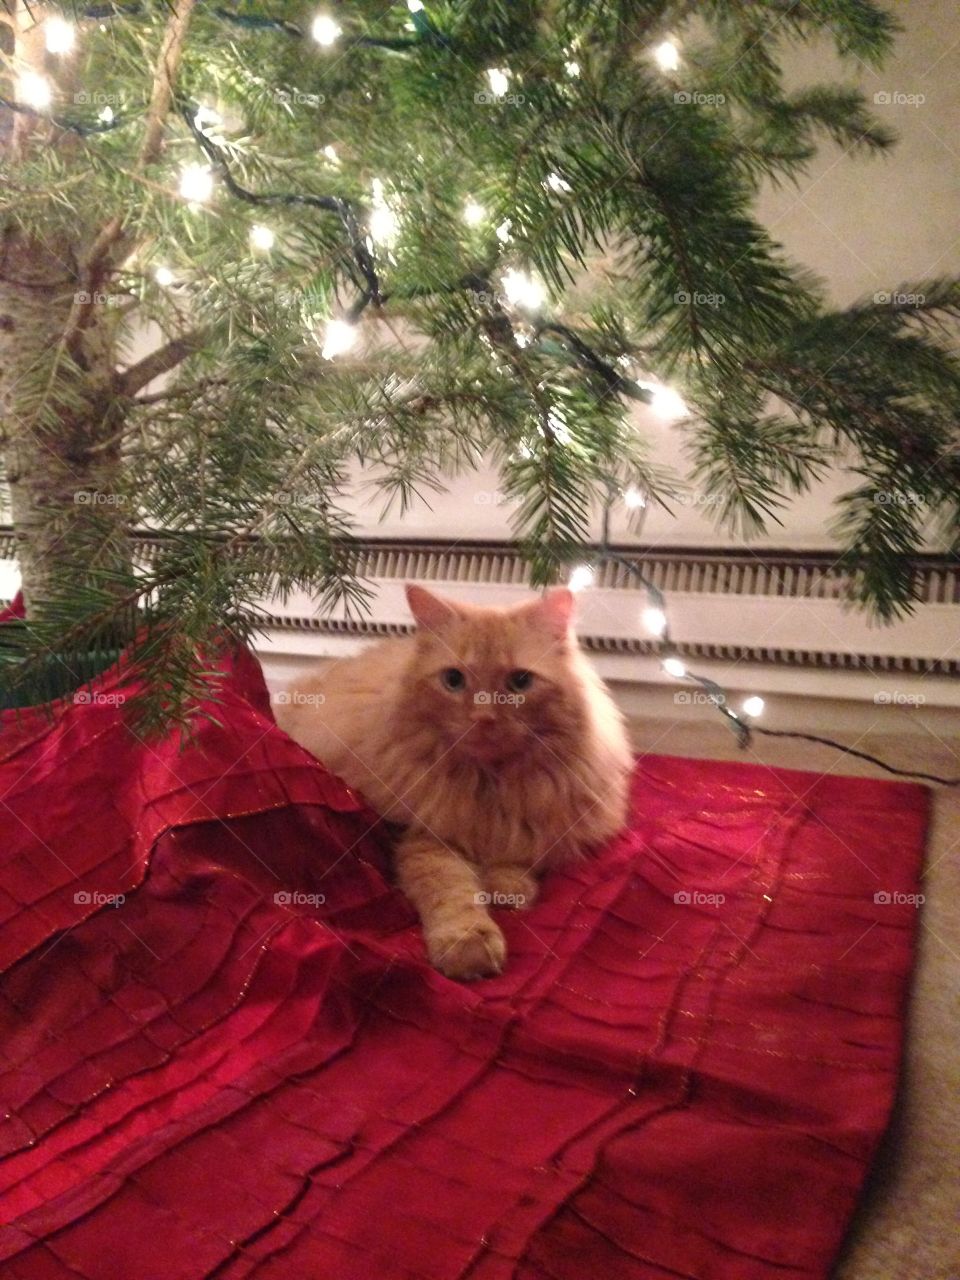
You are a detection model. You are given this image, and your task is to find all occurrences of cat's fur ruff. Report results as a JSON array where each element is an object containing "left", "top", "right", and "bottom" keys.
[{"left": 275, "top": 584, "right": 633, "bottom": 980}]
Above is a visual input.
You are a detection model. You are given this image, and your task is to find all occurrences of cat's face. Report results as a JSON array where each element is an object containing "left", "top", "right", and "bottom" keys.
[{"left": 400, "top": 584, "right": 585, "bottom": 766}]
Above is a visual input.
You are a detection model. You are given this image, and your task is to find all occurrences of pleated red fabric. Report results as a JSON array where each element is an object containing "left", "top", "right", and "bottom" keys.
[{"left": 0, "top": 632, "right": 929, "bottom": 1280}]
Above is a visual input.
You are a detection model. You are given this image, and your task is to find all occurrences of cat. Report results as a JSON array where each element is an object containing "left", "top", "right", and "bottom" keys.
[{"left": 274, "top": 583, "right": 633, "bottom": 981}]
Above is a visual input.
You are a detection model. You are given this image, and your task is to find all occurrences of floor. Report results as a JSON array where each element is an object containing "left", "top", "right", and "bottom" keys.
[{"left": 624, "top": 708, "right": 960, "bottom": 1280}]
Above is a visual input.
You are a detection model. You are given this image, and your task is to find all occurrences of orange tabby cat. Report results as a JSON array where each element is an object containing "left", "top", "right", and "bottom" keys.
[{"left": 275, "top": 584, "right": 633, "bottom": 980}]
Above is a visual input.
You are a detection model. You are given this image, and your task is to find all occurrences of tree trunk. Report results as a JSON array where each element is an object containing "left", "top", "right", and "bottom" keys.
[{"left": 0, "top": 228, "right": 130, "bottom": 619}]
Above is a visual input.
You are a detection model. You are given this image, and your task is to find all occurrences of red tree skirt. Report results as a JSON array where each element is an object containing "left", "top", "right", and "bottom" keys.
[{"left": 0, "top": 644, "right": 929, "bottom": 1279}]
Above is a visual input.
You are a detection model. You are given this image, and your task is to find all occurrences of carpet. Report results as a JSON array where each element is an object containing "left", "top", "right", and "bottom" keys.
[{"left": 0, "top": 644, "right": 930, "bottom": 1279}]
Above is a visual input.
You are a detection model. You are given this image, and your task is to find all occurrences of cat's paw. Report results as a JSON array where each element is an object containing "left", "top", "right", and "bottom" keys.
[
  {"left": 429, "top": 915, "right": 506, "bottom": 981},
  {"left": 483, "top": 866, "right": 538, "bottom": 910}
]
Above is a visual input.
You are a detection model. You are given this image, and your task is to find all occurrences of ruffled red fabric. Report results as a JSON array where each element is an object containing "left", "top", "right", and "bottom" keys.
[{"left": 0, "top": 639, "right": 929, "bottom": 1279}]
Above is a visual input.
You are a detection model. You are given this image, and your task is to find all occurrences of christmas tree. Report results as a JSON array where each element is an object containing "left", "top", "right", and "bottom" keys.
[{"left": 2, "top": 0, "right": 958, "bottom": 720}]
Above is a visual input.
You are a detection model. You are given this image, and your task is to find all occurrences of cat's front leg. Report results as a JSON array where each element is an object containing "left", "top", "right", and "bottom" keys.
[
  {"left": 395, "top": 830, "right": 506, "bottom": 981},
  {"left": 483, "top": 864, "right": 539, "bottom": 910}
]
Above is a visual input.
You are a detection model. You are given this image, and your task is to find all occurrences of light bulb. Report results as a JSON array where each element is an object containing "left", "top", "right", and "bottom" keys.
[
  {"left": 463, "top": 200, "right": 485, "bottom": 226},
  {"left": 643, "top": 607, "right": 667, "bottom": 637},
  {"left": 154, "top": 265, "right": 175, "bottom": 287},
  {"left": 368, "top": 180, "right": 399, "bottom": 245},
  {"left": 565, "top": 60, "right": 581, "bottom": 77},
  {"left": 178, "top": 163, "right": 214, "bottom": 204},
  {"left": 98, "top": 105, "right": 114, "bottom": 124},
  {"left": 311, "top": 13, "right": 342, "bottom": 46},
  {"left": 495, "top": 219, "right": 512, "bottom": 244},
  {"left": 654, "top": 40, "right": 680, "bottom": 72},
  {"left": 663, "top": 656, "right": 687, "bottom": 678},
  {"left": 486, "top": 68, "right": 510, "bottom": 97},
  {"left": 320, "top": 318, "right": 358, "bottom": 360},
  {"left": 45, "top": 16, "right": 76, "bottom": 55},
  {"left": 624, "top": 486, "right": 647, "bottom": 510},
  {"left": 568, "top": 565, "right": 595, "bottom": 592},
  {"left": 407, "top": 0, "right": 424, "bottom": 9},
  {"left": 502, "top": 268, "right": 546, "bottom": 312},
  {"left": 639, "top": 381, "right": 687, "bottom": 421},
  {"left": 250, "top": 224, "right": 275, "bottom": 252},
  {"left": 742, "top": 695, "right": 765, "bottom": 718},
  {"left": 321, "top": 144, "right": 340, "bottom": 165},
  {"left": 17, "top": 72, "right": 52, "bottom": 110}
]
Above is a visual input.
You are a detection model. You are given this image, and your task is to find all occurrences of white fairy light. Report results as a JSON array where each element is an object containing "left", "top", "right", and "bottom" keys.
[
  {"left": 249, "top": 224, "right": 275, "bottom": 252},
  {"left": 45, "top": 16, "right": 76, "bottom": 55},
  {"left": 320, "top": 318, "right": 358, "bottom": 360},
  {"left": 368, "top": 178, "right": 399, "bottom": 246},
  {"left": 662, "top": 656, "right": 687, "bottom": 678},
  {"left": 502, "top": 268, "right": 546, "bottom": 312},
  {"left": 407, "top": 0, "right": 424, "bottom": 10},
  {"left": 495, "top": 218, "right": 513, "bottom": 244},
  {"left": 178, "top": 163, "right": 214, "bottom": 204},
  {"left": 98, "top": 105, "right": 115, "bottom": 124},
  {"left": 320, "top": 144, "right": 340, "bottom": 165},
  {"left": 463, "top": 200, "right": 486, "bottom": 227},
  {"left": 568, "top": 565, "right": 595, "bottom": 593},
  {"left": 639, "top": 381, "right": 688, "bottom": 421},
  {"left": 544, "top": 172, "right": 572, "bottom": 194},
  {"left": 486, "top": 67, "right": 510, "bottom": 97},
  {"left": 643, "top": 607, "right": 667, "bottom": 637},
  {"left": 742, "top": 695, "right": 765, "bottom": 718},
  {"left": 17, "top": 71, "right": 52, "bottom": 111},
  {"left": 564, "top": 60, "right": 581, "bottom": 77},
  {"left": 624, "top": 486, "right": 647, "bottom": 510},
  {"left": 654, "top": 39, "right": 680, "bottom": 72},
  {"left": 311, "top": 13, "right": 342, "bottom": 46},
  {"left": 154, "top": 265, "right": 175, "bottom": 287}
]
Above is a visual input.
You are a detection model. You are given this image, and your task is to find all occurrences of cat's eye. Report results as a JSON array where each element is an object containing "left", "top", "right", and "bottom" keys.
[
  {"left": 441, "top": 667, "right": 467, "bottom": 692},
  {"left": 506, "top": 669, "right": 533, "bottom": 693}
]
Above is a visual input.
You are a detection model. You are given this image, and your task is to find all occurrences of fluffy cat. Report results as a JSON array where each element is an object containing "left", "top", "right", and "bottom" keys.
[{"left": 275, "top": 583, "right": 633, "bottom": 980}]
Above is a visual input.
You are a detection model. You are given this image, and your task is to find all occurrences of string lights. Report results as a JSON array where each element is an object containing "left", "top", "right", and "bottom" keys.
[
  {"left": 45, "top": 16, "right": 76, "bottom": 55},
  {"left": 3, "top": 13, "right": 952, "bottom": 787},
  {"left": 310, "top": 14, "right": 342, "bottom": 47},
  {"left": 319, "top": 318, "right": 358, "bottom": 360},
  {"left": 178, "top": 163, "right": 214, "bottom": 204},
  {"left": 16, "top": 71, "right": 53, "bottom": 110},
  {"left": 249, "top": 224, "right": 276, "bottom": 252}
]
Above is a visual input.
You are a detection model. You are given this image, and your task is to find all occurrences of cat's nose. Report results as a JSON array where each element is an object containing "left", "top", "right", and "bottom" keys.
[{"left": 469, "top": 706, "right": 497, "bottom": 723}]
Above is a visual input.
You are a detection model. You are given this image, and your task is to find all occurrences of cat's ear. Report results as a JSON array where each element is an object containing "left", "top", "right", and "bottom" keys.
[
  {"left": 524, "top": 587, "right": 575, "bottom": 640},
  {"left": 405, "top": 583, "right": 460, "bottom": 632}
]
